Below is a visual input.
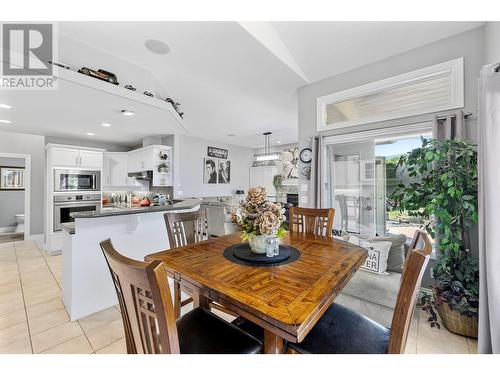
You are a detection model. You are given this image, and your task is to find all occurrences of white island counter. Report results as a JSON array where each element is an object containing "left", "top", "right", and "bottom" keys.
[{"left": 60, "top": 199, "right": 202, "bottom": 321}]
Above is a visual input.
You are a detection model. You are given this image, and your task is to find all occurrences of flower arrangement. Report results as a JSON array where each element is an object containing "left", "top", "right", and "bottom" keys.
[{"left": 231, "top": 186, "right": 287, "bottom": 242}]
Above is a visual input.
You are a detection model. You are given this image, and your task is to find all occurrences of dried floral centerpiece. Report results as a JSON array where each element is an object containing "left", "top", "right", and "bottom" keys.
[{"left": 231, "top": 186, "right": 287, "bottom": 254}]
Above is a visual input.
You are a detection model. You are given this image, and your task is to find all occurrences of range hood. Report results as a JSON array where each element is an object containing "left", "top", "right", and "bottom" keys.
[{"left": 127, "top": 171, "right": 153, "bottom": 180}]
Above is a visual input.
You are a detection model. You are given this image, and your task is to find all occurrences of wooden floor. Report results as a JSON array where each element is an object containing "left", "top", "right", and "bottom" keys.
[{"left": 0, "top": 239, "right": 478, "bottom": 354}]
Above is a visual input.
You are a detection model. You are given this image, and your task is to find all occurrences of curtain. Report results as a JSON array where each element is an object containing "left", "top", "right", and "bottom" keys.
[
  {"left": 478, "top": 62, "right": 500, "bottom": 354},
  {"left": 310, "top": 135, "right": 324, "bottom": 208},
  {"left": 431, "top": 109, "right": 466, "bottom": 140}
]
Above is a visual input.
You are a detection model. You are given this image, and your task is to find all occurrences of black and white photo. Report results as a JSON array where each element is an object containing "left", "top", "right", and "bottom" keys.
[
  {"left": 203, "top": 158, "right": 217, "bottom": 183},
  {"left": 217, "top": 160, "right": 230, "bottom": 183}
]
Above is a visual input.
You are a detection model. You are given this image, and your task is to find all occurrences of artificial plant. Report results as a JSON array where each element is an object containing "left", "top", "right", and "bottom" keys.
[{"left": 391, "top": 138, "right": 479, "bottom": 319}]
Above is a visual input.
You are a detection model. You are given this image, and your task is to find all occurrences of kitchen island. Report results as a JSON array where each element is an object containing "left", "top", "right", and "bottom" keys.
[{"left": 61, "top": 198, "right": 202, "bottom": 321}]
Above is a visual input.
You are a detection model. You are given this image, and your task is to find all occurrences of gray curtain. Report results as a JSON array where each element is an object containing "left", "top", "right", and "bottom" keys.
[
  {"left": 431, "top": 109, "right": 466, "bottom": 141},
  {"left": 478, "top": 63, "right": 500, "bottom": 354},
  {"left": 310, "top": 135, "right": 324, "bottom": 208}
]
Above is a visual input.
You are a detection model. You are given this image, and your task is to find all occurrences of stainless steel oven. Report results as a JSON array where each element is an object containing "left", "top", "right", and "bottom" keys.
[
  {"left": 53, "top": 193, "right": 101, "bottom": 231},
  {"left": 54, "top": 169, "right": 100, "bottom": 192}
]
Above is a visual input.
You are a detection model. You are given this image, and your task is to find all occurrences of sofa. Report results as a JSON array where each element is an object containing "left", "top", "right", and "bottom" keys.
[
  {"left": 334, "top": 233, "right": 408, "bottom": 328},
  {"left": 199, "top": 196, "right": 238, "bottom": 237}
]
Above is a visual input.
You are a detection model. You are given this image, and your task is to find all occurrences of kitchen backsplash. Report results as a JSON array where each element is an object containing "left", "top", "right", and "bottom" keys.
[{"left": 102, "top": 186, "right": 173, "bottom": 207}]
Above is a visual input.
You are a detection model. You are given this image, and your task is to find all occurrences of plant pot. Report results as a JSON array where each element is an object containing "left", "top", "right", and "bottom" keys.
[
  {"left": 433, "top": 294, "right": 478, "bottom": 338},
  {"left": 248, "top": 235, "right": 277, "bottom": 254}
]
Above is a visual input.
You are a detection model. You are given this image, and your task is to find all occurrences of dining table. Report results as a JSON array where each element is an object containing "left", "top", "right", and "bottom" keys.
[{"left": 145, "top": 231, "right": 368, "bottom": 354}]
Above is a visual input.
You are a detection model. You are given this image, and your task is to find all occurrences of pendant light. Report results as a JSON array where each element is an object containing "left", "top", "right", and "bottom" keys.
[{"left": 254, "top": 132, "right": 282, "bottom": 163}]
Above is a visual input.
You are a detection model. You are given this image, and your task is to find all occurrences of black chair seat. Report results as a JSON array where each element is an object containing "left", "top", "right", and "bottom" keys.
[
  {"left": 288, "top": 303, "right": 390, "bottom": 354},
  {"left": 232, "top": 316, "right": 265, "bottom": 344},
  {"left": 177, "top": 308, "right": 262, "bottom": 354}
]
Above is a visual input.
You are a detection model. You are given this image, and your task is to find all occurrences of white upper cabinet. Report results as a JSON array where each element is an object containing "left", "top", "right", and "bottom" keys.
[
  {"left": 127, "top": 149, "right": 155, "bottom": 173},
  {"left": 50, "top": 148, "right": 80, "bottom": 168},
  {"left": 49, "top": 147, "right": 103, "bottom": 169},
  {"left": 103, "top": 152, "right": 135, "bottom": 187},
  {"left": 79, "top": 150, "right": 103, "bottom": 169}
]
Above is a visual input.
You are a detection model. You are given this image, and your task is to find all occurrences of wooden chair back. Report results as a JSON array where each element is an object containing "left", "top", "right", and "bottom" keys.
[
  {"left": 288, "top": 207, "right": 335, "bottom": 237},
  {"left": 387, "top": 230, "right": 432, "bottom": 353},
  {"left": 164, "top": 209, "right": 207, "bottom": 248},
  {"left": 100, "top": 239, "right": 180, "bottom": 354}
]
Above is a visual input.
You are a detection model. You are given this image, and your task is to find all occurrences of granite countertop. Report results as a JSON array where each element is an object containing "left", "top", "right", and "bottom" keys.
[{"left": 69, "top": 198, "right": 203, "bottom": 219}]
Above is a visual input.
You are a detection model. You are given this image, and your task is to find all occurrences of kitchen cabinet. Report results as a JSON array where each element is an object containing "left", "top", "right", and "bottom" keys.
[
  {"left": 103, "top": 152, "right": 135, "bottom": 187},
  {"left": 127, "top": 149, "right": 155, "bottom": 173},
  {"left": 127, "top": 146, "right": 173, "bottom": 187},
  {"left": 249, "top": 166, "right": 278, "bottom": 197},
  {"left": 50, "top": 148, "right": 80, "bottom": 168},
  {"left": 79, "top": 150, "right": 103, "bottom": 169},
  {"left": 50, "top": 147, "right": 103, "bottom": 169}
]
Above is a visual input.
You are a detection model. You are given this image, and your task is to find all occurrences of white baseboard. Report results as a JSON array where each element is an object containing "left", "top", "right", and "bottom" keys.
[
  {"left": 29, "top": 234, "right": 44, "bottom": 249},
  {"left": 0, "top": 226, "right": 16, "bottom": 234}
]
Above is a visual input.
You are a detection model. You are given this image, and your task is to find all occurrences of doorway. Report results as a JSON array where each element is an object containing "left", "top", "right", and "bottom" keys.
[
  {"left": 325, "top": 123, "right": 432, "bottom": 239},
  {"left": 0, "top": 153, "right": 31, "bottom": 242}
]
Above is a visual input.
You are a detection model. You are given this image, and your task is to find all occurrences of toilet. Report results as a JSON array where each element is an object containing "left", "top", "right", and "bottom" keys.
[{"left": 14, "top": 214, "right": 25, "bottom": 234}]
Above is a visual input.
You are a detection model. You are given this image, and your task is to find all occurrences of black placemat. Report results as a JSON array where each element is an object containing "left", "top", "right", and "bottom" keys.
[{"left": 223, "top": 243, "right": 301, "bottom": 267}]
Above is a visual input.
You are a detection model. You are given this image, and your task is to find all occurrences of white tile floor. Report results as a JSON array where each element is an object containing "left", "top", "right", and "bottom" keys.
[{"left": 0, "top": 240, "right": 477, "bottom": 354}]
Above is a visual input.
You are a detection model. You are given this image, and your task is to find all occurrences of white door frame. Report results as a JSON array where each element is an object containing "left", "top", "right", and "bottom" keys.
[{"left": 0, "top": 152, "right": 31, "bottom": 240}]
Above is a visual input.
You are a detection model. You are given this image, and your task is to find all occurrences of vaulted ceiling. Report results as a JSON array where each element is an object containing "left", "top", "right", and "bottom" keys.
[{"left": 1, "top": 21, "right": 484, "bottom": 148}]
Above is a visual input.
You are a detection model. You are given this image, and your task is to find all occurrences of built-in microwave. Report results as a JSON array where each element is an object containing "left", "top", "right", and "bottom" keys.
[{"left": 54, "top": 169, "right": 100, "bottom": 192}]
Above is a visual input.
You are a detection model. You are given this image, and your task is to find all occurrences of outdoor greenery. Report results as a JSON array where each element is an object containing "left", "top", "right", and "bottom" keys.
[{"left": 390, "top": 138, "right": 479, "bottom": 319}]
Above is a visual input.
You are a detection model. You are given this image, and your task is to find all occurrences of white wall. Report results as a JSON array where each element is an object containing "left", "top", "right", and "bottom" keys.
[
  {"left": 0, "top": 130, "right": 45, "bottom": 235},
  {"left": 298, "top": 26, "right": 485, "bottom": 208},
  {"left": 172, "top": 135, "right": 254, "bottom": 198},
  {"left": 485, "top": 22, "right": 500, "bottom": 65},
  {"left": 0, "top": 157, "right": 25, "bottom": 230}
]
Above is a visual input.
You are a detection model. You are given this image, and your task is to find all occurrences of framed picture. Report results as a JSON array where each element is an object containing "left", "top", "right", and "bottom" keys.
[
  {"left": 0, "top": 167, "right": 25, "bottom": 190},
  {"left": 203, "top": 158, "right": 218, "bottom": 184},
  {"left": 217, "top": 160, "right": 230, "bottom": 184},
  {"left": 207, "top": 146, "right": 228, "bottom": 159},
  {"left": 282, "top": 147, "right": 299, "bottom": 179}
]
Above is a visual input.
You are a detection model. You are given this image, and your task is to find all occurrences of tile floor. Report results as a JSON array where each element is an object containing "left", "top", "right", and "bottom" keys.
[{"left": 0, "top": 240, "right": 478, "bottom": 354}]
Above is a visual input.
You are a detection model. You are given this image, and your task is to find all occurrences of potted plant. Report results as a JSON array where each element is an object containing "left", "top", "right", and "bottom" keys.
[
  {"left": 391, "top": 138, "right": 479, "bottom": 337},
  {"left": 231, "top": 186, "right": 287, "bottom": 254}
]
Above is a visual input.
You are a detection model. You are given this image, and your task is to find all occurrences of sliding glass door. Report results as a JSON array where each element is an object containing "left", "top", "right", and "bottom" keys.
[
  {"left": 326, "top": 141, "right": 375, "bottom": 235},
  {"left": 324, "top": 123, "right": 433, "bottom": 238}
]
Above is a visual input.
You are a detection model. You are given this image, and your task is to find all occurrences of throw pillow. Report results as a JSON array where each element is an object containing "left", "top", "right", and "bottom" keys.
[
  {"left": 368, "top": 234, "right": 407, "bottom": 273},
  {"left": 348, "top": 235, "right": 392, "bottom": 275}
]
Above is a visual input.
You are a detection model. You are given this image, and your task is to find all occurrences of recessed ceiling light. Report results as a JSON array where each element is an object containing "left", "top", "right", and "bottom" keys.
[
  {"left": 277, "top": 141, "right": 282, "bottom": 144},
  {"left": 86, "top": 132, "right": 95, "bottom": 136},
  {"left": 0, "top": 119, "right": 12, "bottom": 124},
  {"left": 101, "top": 123, "right": 112, "bottom": 127},
  {"left": 145, "top": 39, "right": 170, "bottom": 55},
  {"left": 121, "top": 110, "right": 135, "bottom": 116},
  {"left": 0, "top": 104, "right": 11, "bottom": 109}
]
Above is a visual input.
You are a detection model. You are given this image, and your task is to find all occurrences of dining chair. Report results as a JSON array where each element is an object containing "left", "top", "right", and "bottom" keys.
[
  {"left": 286, "top": 230, "right": 433, "bottom": 354},
  {"left": 164, "top": 210, "right": 207, "bottom": 318},
  {"left": 288, "top": 206, "right": 335, "bottom": 237},
  {"left": 100, "top": 239, "right": 262, "bottom": 354},
  {"left": 164, "top": 210, "right": 236, "bottom": 319}
]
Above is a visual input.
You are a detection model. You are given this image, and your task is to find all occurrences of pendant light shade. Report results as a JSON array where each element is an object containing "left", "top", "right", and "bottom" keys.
[{"left": 254, "top": 132, "right": 282, "bottom": 163}]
